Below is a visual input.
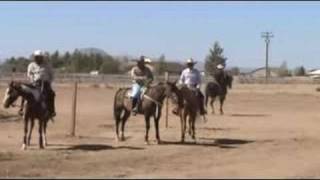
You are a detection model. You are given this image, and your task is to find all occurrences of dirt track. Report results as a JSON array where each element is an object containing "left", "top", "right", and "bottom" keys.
[{"left": 1, "top": 83, "right": 320, "bottom": 178}]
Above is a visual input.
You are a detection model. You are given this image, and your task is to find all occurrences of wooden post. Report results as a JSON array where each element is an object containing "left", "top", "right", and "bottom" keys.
[
  {"left": 165, "top": 72, "right": 169, "bottom": 128},
  {"left": 70, "top": 80, "right": 78, "bottom": 136}
]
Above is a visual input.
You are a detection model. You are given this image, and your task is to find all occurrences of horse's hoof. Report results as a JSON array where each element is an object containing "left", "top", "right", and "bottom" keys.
[
  {"left": 156, "top": 140, "right": 162, "bottom": 145},
  {"left": 39, "top": 144, "right": 44, "bottom": 149},
  {"left": 115, "top": 137, "right": 120, "bottom": 142},
  {"left": 21, "top": 144, "right": 26, "bottom": 151},
  {"left": 144, "top": 141, "right": 150, "bottom": 145}
]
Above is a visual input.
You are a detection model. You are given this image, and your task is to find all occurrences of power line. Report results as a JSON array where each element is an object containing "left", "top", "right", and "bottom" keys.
[{"left": 261, "top": 31, "right": 274, "bottom": 83}]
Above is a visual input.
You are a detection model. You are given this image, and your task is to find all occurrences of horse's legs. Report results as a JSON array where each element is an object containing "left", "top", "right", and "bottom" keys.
[
  {"left": 120, "top": 110, "right": 130, "bottom": 141},
  {"left": 27, "top": 118, "right": 34, "bottom": 146},
  {"left": 144, "top": 114, "right": 151, "bottom": 144},
  {"left": 22, "top": 115, "right": 28, "bottom": 150},
  {"left": 205, "top": 93, "right": 209, "bottom": 109},
  {"left": 181, "top": 110, "right": 187, "bottom": 143},
  {"left": 38, "top": 119, "right": 44, "bottom": 149},
  {"left": 43, "top": 119, "right": 48, "bottom": 147},
  {"left": 154, "top": 109, "right": 161, "bottom": 144},
  {"left": 188, "top": 114, "right": 192, "bottom": 136},
  {"left": 210, "top": 96, "right": 216, "bottom": 114},
  {"left": 219, "top": 95, "right": 225, "bottom": 115},
  {"left": 191, "top": 114, "right": 196, "bottom": 140},
  {"left": 115, "top": 109, "right": 122, "bottom": 142}
]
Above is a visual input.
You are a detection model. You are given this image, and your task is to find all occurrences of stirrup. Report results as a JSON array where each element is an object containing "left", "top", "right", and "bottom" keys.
[{"left": 132, "top": 110, "right": 138, "bottom": 116}]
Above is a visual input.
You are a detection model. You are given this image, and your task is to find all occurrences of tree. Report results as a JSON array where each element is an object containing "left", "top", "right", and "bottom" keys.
[
  {"left": 50, "top": 50, "right": 66, "bottom": 69},
  {"left": 155, "top": 54, "right": 167, "bottom": 75},
  {"left": 205, "top": 41, "right": 227, "bottom": 76},
  {"left": 229, "top": 67, "right": 240, "bottom": 76},
  {"left": 293, "top": 66, "right": 306, "bottom": 76},
  {"left": 278, "top": 61, "right": 291, "bottom": 77},
  {"left": 99, "top": 55, "right": 120, "bottom": 74}
]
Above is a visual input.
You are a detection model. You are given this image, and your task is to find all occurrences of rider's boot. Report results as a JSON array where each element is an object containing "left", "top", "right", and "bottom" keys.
[{"left": 132, "top": 98, "right": 139, "bottom": 116}]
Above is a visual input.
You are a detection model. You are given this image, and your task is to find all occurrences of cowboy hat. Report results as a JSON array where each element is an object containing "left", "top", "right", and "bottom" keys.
[
  {"left": 186, "top": 58, "right": 197, "bottom": 64},
  {"left": 216, "top": 64, "right": 225, "bottom": 69},
  {"left": 33, "top": 50, "right": 45, "bottom": 57},
  {"left": 144, "top": 58, "right": 152, "bottom": 64}
]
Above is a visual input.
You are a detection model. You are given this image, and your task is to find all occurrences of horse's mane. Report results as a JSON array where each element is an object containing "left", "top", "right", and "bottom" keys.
[{"left": 10, "top": 81, "right": 36, "bottom": 89}]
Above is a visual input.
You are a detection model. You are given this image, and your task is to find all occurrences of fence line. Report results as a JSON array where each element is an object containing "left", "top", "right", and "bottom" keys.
[{"left": 0, "top": 72, "right": 319, "bottom": 88}]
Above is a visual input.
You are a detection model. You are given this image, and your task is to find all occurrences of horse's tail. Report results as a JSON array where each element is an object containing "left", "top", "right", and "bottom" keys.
[{"left": 113, "top": 88, "right": 124, "bottom": 122}]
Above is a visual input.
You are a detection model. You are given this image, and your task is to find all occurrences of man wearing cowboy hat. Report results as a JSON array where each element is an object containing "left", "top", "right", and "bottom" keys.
[
  {"left": 214, "top": 63, "right": 226, "bottom": 84},
  {"left": 176, "top": 58, "right": 207, "bottom": 115},
  {"left": 130, "top": 55, "right": 154, "bottom": 115},
  {"left": 22, "top": 50, "right": 56, "bottom": 118}
]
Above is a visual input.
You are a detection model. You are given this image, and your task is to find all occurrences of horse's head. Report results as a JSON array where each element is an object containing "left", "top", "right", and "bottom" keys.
[
  {"left": 3, "top": 81, "right": 22, "bottom": 108},
  {"left": 226, "top": 74, "right": 233, "bottom": 89},
  {"left": 165, "top": 80, "right": 179, "bottom": 97},
  {"left": 165, "top": 80, "right": 184, "bottom": 108}
]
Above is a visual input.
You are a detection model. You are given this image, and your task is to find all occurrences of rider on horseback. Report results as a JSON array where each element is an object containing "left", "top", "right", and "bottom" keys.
[
  {"left": 19, "top": 50, "right": 56, "bottom": 118},
  {"left": 213, "top": 64, "right": 226, "bottom": 84},
  {"left": 130, "top": 56, "right": 154, "bottom": 116},
  {"left": 174, "top": 58, "right": 207, "bottom": 115}
]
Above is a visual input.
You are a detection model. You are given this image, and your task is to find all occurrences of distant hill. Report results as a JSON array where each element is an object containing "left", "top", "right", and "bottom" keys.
[{"left": 77, "top": 47, "right": 109, "bottom": 57}]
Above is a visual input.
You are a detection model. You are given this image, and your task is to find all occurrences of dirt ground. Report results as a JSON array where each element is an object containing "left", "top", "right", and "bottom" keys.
[{"left": 1, "top": 83, "right": 320, "bottom": 178}]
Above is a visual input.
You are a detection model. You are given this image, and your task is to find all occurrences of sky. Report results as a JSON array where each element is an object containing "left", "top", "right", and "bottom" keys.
[{"left": 1, "top": 1, "right": 320, "bottom": 69}]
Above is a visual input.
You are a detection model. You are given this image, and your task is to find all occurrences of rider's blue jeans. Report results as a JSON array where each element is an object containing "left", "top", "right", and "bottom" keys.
[{"left": 131, "top": 83, "right": 142, "bottom": 100}]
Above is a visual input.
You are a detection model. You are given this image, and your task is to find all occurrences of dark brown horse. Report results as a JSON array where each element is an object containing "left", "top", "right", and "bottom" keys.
[
  {"left": 205, "top": 73, "right": 233, "bottom": 114},
  {"left": 113, "top": 81, "right": 181, "bottom": 144},
  {"left": 2, "top": 81, "right": 51, "bottom": 150},
  {"left": 170, "top": 85, "right": 201, "bottom": 142}
]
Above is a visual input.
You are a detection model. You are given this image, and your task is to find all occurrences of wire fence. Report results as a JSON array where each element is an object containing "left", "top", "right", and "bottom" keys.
[{"left": 0, "top": 72, "right": 319, "bottom": 89}]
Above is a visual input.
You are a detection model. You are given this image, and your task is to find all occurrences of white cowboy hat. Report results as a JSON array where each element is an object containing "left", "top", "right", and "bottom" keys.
[
  {"left": 144, "top": 58, "right": 152, "bottom": 64},
  {"left": 217, "top": 64, "right": 225, "bottom": 69},
  {"left": 33, "top": 50, "right": 45, "bottom": 57},
  {"left": 186, "top": 58, "right": 197, "bottom": 64}
]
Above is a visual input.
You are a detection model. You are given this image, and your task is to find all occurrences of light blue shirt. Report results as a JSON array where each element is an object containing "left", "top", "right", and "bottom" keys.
[{"left": 178, "top": 68, "right": 202, "bottom": 88}]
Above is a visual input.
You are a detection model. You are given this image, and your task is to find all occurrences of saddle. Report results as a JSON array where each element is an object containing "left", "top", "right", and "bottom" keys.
[{"left": 125, "top": 87, "right": 148, "bottom": 113}]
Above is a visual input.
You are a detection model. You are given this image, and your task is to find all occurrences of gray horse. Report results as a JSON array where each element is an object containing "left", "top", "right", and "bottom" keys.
[{"left": 113, "top": 81, "right": 181, "bottom": 144}]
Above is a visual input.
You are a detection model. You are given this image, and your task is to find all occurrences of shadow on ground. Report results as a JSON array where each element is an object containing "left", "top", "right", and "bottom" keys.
[
  {"left": 48, "top": 143, "right": 144, "bottom": 151},
  {"left": 160, "top": 138, "right": 255, "bottom": 149},
  {"left": 230, "top": 113, "right": 271, "bottom": 117}
]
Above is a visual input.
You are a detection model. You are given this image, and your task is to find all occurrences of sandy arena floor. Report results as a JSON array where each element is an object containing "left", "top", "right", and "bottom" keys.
[{"left": 1, "top": 83, "right": 320, "bottom": 178}]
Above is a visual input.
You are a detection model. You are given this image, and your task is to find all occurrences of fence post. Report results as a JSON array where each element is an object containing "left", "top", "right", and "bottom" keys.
[
  {"left": 165, "top": 72, "right": 169, "bottom": 128},
  {"left": 70, "top": 80, "right": 78, "bottom": 136}
]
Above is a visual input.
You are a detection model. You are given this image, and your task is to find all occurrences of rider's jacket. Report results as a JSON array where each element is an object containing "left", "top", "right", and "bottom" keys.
[{"left": 27, "top": 62, "right": 54, "bottom": 84}]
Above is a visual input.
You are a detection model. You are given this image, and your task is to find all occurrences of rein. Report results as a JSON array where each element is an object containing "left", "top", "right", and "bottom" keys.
[{"left": 143, "top": 95, "right": 162, "bottom": 106}]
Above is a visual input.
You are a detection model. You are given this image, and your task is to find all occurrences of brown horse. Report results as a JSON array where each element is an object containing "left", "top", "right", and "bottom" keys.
[
  {"left": 113, "top": 81, "right": 181, "bottom": 144},
  {"left": 2, "top": 81, "right": 51, "bottom": 150},
  {"left": 170, "top": 85, "right": 201, "bottom": 142}
]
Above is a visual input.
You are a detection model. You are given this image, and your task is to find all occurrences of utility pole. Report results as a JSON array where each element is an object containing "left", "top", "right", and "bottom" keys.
[{"left": 261, "top": 32, "right": 274, "bottom": 83}]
